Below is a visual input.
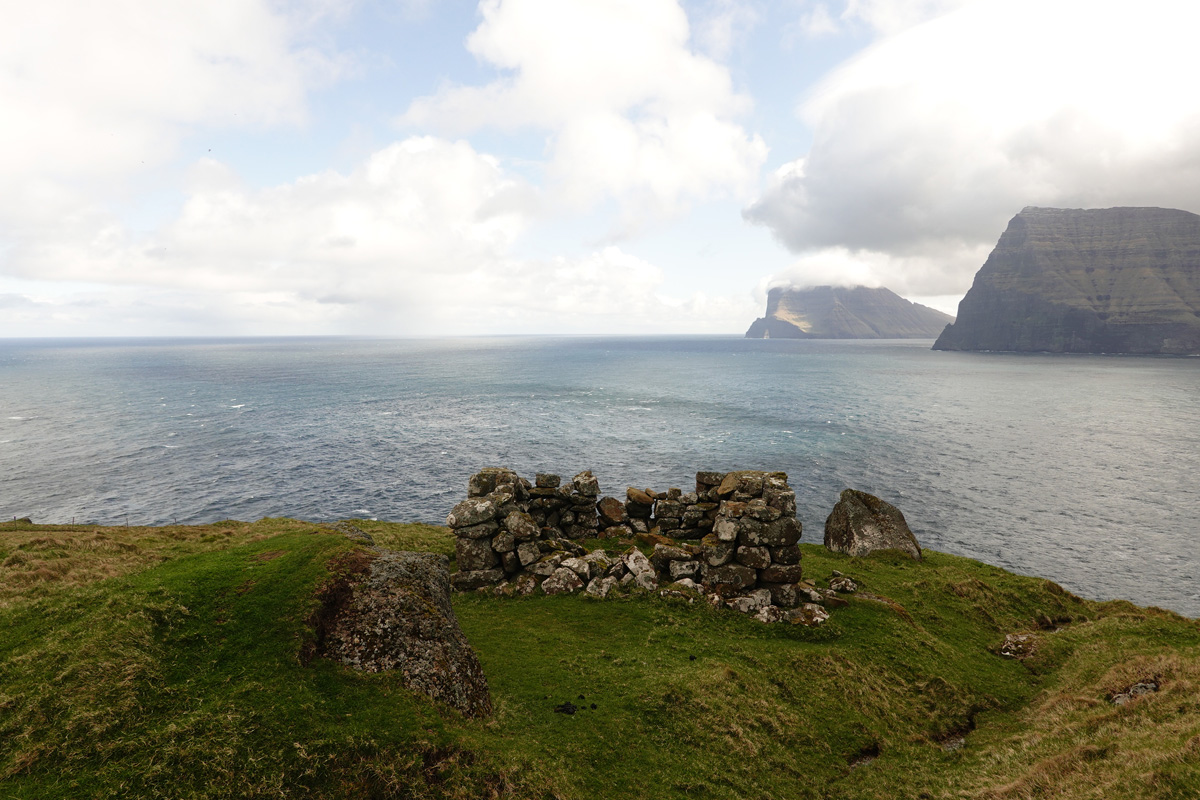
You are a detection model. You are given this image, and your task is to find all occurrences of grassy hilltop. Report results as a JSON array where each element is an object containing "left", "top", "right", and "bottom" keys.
[{"left": 1, "top": 518, "right": 1198, "bottom": 799}]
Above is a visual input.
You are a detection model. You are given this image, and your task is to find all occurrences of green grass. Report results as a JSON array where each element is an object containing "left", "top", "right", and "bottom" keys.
[{"left": 1, "top": 520, "right": 1197, "bottom": 799}]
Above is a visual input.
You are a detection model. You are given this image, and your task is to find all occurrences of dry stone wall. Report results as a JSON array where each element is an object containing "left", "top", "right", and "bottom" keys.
[{"left": 447, "top": 467, "right": 831, "bottom": 623}]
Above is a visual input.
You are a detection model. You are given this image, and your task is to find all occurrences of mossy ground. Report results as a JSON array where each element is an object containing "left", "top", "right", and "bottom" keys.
[{"left": 1, "top": 518, "right": 1197, "bottom": 799}]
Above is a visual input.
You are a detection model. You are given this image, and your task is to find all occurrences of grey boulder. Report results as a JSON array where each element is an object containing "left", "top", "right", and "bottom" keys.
[
  {"left": 309, "top": 551, "right": 492, "bottom": 718},
  {"left": 824, "top": 489, "right": 922, "bottom": 561},
  {"left": 542, "top": 567, "right": 585, "bottom": 595}
]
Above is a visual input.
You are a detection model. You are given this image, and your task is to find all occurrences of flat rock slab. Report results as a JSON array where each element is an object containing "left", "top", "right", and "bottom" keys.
[
  {"left": 824, "top": 489, "right": 922, "bottom": 561},
  {"left": 311, "top": 550, "right": 492, "bottom": 718}
]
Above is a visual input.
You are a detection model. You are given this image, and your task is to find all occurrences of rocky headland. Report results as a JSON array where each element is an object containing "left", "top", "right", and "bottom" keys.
[
  {"left": 934, "top": 206, "right": 1200, "bottom": 353},
  {"left": 745, "top": 285, "right": 953, "bottom": 339}
]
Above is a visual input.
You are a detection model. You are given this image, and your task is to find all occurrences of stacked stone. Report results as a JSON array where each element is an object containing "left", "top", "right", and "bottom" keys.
[
  {"left": 650, "top": 480, "right": 721, "bottom": 540},
  {"left": 448, "top": 467, "right": 804, "bottom": 616},
  {"left": 446, "top": 468, "right": 530, "bottom": 591},
  {"left": 622, "top": 488, "right": 656, "bottom": 534},
  {"left": 595, "top": 493, "right": 631, "bottom": 537},
  {"left": 708, "top": 471, "right": 802, "bottom": 605},
  {"left": 603, "top": 472, "right": 770, "bottom": 542},
  {"left": 448, "top": 468, "right": 603, "bottom": 591},
  {"left": 443, "top": 467, "right": 895, "bottom": 628},
  {"left": 525, "top": 470, "right": 601, "bottom": 540},
  {"left": 603, "top": 480, "right": 722, "bottom": 539},
  {"left": 643, "top": 471, "right": 804, "bottom": 612}
]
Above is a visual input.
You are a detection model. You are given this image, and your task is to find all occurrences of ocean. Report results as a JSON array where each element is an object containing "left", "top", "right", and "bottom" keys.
[{"left": 2, "top": 336, "right": 1197, "bottom": 616}]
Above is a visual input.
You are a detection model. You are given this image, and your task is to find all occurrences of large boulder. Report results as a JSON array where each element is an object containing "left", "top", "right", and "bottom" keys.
[
  {"left": 542, "top": 567, "right": 586, "bottom": 595},
  {"left": 572, "top": 470, "right": 601, "bottom": 497},
  {"left": 446, "top": 498, "right": 497, "bottom": 529},
  {"left": 824, "top": 489, "right": 922, "bottom": 561},
  {"left": 468, "top": 467, "right": 523, "bottom": 498},
  {"left": 308, "top": 550, "right": 492, "bottom": 718},
  {"left": 703, "top": 563, "right": 757, "bottom": 592},
  {"left": 455, "top": 537, "right": 499, "bottom": 571},
  {"left": 596, "top": 496, "right": 628, "bottom": 527}
]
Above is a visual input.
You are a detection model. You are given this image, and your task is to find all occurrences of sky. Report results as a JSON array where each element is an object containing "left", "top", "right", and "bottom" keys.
[{"left": 3, "top": 0, "right": 1200, "bottom": 336}]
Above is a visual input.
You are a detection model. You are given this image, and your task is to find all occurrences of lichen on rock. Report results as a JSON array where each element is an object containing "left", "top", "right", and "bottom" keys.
[
  {"left": 824, "top": 489, "right": 922, "bottom": 561},
  {"left": 308, "top": 550, "right": 492, "bottom": 718}
]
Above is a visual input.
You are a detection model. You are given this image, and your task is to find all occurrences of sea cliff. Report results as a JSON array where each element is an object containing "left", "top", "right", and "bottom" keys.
[
  {"left": 746, "top": 285, "right": 952, "bottom": 339},
  {"left": 934, "top": 206, "right": 1200, "bottom": 353}
]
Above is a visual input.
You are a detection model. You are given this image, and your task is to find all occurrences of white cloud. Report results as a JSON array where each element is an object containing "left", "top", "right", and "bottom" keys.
[
  {"left": 692, "top": 0, "right": 762, "bottom": 59},
  {"left": 796, "top": 3, "right": 839, "bottom": 37},
  {"left": 838, "top": 0, "right": 975, "bottom": 35},
  {"left": 0, "top": 0, "right": 768, "bottom": 336},
  {"left": 0, "top": 0, "right": 350, "bottom": 289},
  {"left": 763, "top": 243, "right": 992, "bottom": 299},
  {"left": 0, "top": 138, "right": 753, "bottom": 336},
  {"left": 747, "top": 0, "right": 1200, "bottom": 295},
  {"left": 4, "top": 137, "right": 526, "bottom": 311},
  {"left": 449, "top": 246, "right": 759, "bottom": 333},
  {"left": 400, "top": 0, "right": 767, "bottom": 223},
  {"left": 787, "top": 0, "right": 975, "bottom": 41},
  {"left": 0, "top": 1, "right": 328, "bottom": 186}
]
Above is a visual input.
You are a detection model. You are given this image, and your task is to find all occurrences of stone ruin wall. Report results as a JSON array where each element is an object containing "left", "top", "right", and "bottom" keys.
[{"left": 447, "top": 467, "right": 826, "bottom": 623}]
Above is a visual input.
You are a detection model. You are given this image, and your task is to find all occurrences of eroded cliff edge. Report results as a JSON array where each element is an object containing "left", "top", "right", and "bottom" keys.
[{"left": 934, "top": 206, "right": 1200, "bottom": 354}]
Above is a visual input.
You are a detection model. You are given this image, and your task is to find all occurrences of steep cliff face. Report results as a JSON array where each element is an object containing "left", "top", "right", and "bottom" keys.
[
  {"left": 745, "top": 285, "right": 953, "bottom": 339},
  {"left": 934, "top": 207, "right": 1200, "bottom": 354}
]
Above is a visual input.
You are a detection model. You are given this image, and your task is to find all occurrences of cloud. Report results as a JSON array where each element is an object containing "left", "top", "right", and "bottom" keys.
[
  {"left": 838, "top": 0, "right": 975, "bottom": 35},
  {"left": 448, "top": 246, "right": 759, "bottom": 333},
  {"left": 746, "top": 0, "right": 1200, "bottom": 295},
  {"left": 4, "top": 137, "right": 526, "bottom": 309},
  {"left": 0, "top": 138, "right": 753, "bottom": 336},
  {"left": 762, "top": 242, "right": 992, "bottom": 300},
  {"left": 0, "top": 293, "right": 43, "bottom": 311},
  {"left": 400, "top": 0, "right": 767, "bottom": 223},
  {"left": 0, "top": 0, "right": 353, "bottom": 299},
  {"left": 692, "top": 0, "right": 761, "bottom": 59},
  {"left": 0, "top": 1, "right": 764, "bottom": 335},
  {"left": 0, "top": 1, "right": 331, "bottom": 189},
  {"left": 795, "top": 3, "right": 839, "bottom": 37},
  {"left": 787, "top": 0, "right": 975, "bottom": 42}
]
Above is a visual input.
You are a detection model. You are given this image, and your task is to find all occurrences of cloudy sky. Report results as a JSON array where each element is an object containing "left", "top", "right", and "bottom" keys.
[{"left": 3, "top": 0, "right": 1199, "bottom": 336}]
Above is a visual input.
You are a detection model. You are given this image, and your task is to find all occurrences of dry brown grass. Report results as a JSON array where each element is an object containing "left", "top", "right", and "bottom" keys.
[
  {"left": 953, "top": 623, "right": 1200, "bottom": 800},
  {"left": 0, "top": 519, "right": 322, "bottom": 611},
  {"left": 0, "top": 519, "right": 454, "bottom": 614}
]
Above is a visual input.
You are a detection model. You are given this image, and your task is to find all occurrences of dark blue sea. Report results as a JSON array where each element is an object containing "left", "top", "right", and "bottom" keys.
[{"left": 2, "top": 336, "right": 1197, "bottom": 616}]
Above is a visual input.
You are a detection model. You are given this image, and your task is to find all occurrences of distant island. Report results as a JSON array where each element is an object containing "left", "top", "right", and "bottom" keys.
[
  {"left": 745, "top": 285, "right": 953, "bottom": 339},
  {"left": 934, "top": 206, "right": 1200, "bottom": 354}
]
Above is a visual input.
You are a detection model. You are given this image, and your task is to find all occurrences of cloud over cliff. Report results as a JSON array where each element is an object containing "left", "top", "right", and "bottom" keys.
[{"left": 746, "top": 0, "right": 1200, "bottom": 298}]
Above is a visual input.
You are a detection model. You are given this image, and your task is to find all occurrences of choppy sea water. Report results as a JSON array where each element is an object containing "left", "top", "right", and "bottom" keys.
[{"left": 2, "top": 336, "right": 1198, "bottom": 616}]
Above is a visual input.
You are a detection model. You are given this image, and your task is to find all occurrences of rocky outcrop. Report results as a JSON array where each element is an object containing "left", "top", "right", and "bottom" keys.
[
  {"left": 746, "top": 285, "right": 953, "bottom": 339},
  {"left": 309, "top": 550, "right": 492, "bottom": 718},
  {"left": 934, "top": 206, "right": 1200, "bottom": 354},
  {"left": 824, "top": 489, "right": 921, "bottom": 561}
]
